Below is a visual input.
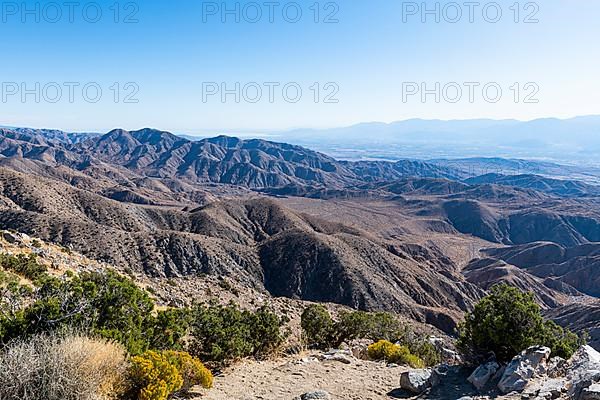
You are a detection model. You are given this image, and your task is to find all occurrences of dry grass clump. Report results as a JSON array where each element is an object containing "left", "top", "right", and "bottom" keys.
[{"left": 0, "top": 333, "right": 128, "bottom": 400}]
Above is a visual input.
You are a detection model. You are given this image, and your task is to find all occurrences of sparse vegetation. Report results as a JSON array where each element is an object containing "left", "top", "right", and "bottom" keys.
[
  {"left": 0, "top": 253, "right": 47, "bottom": 281},
  {"left": 0, "top": 264, "right": 216, "bottom": 399},
  {"left": 301, "top": 305, "right": 405, "bottom": 349},
  {"left": 301, "top": 305, "right": 441, "bottom": 366},
  {"left": 458, "top": 284, "right": 583, "bottom": 362}
]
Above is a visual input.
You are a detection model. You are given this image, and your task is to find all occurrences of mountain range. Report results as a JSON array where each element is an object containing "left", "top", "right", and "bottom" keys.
[
  {"left": 265, "top": 116, "right": 600, "bottom": 170},
  {"left": 0, "top": 126, "right": 599, "bottom": 344}
]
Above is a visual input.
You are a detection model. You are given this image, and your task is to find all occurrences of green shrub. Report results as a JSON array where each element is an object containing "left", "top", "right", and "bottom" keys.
[
  {"left": 301, "top": 305, "right": 337, "bottom": 349},
  {"left": 189, "top": 303, "right": 285, "bottom": 366},
  {"left": 301, "top": 305, "right": 404, "bottom": 349},
  {"left": 367, "top": 340, "right": 425, "bottom": 368},
  {"left": 408, "top": 339, "right": 442, "bottom": 367},
  {"left": 0, "top": 253, "right": 47, "bottom": 281},
  {"left": 148, "top": 308, "right": 192, "bottom": 351},
  {"left": 458, "top": 284, "right": 583, "bottom": 362},
  {"left": 0, "top": 270, "right": 158, "bottom": 354},
  {"left": 536, "top": 319, "right": 583, "bottom": 360}
]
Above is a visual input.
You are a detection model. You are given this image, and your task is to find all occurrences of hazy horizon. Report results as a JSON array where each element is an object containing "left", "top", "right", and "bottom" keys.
[{"left": 4, "top": 113, "right": 600, "bottom": 136}]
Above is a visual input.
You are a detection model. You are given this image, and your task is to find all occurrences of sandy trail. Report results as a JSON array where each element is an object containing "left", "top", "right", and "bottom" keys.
[{"left": 195, "top": 352, "right": 405, "bottom": 400}]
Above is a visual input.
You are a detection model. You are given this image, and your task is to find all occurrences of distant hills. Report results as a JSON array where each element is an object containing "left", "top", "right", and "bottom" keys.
[
  {"left": 465, "top": 173, "right": 600, "bottom": 198},
  {"left": 0, "top": 125, "right": 599, "bottom": 341},
  {"left": 269, "top": 116, "right": 600, "bottom": 167},
  {"left": 0, "top": 127, "right": 467, "bottom": 189}
]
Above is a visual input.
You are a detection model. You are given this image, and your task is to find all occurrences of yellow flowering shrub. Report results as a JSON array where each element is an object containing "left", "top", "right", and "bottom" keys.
[
  {"left": 367, "top": 340, "right": 425, "bottom": 368},
  {"left": 163, "top": 350, "right": 213, "bottom": 390},
  {"left": 129, "top": 350, "right": 212, "bottom": 400},
  {"left": 130, "top": 351, "right": 183, "bottom": 400}
]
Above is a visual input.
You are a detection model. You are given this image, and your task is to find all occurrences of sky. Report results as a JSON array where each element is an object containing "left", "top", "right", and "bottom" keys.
[{"left": 0, "top": 0, "right": 599, "bottom": 133}]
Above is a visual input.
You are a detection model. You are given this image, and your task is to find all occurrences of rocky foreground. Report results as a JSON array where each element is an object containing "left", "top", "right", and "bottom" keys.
[{"left": 193, "top": 345, "right": 600, "bottom": 400}]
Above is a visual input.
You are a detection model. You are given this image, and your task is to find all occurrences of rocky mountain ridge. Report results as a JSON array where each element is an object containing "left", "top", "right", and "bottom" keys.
[{"left": 0, "top": 127, "right": 599, "bottom": 342}]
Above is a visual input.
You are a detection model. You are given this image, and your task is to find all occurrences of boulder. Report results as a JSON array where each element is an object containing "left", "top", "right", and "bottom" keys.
[
  {"left": 320, "top": 349, "right": 354, "bottom": 364},
  {"left": 431, "top": 364, "right": 450, "bottom": 387},
  {"left": 498, "top": 346, "right": 551, "bottom": 394},
  {"left": 347, "top": 339, "right": 371, "bottom": 360},
  {"left": 468, "top": 361, "right": 500, "bottom": 391},
  {"left": 400, "top": 369, "right": 433, "bottom": 394},
  {"left": 567, "top": 345, "right": 600, "bottom": 399},
  {"left": 581, "top": 384, "right": 600, "bottom": 400},
  {"left": 301, "top": 391, "right": 331, "bottom": 400},
  {"left": 2, "top": 231, "right": 18, "bottom": 244}
]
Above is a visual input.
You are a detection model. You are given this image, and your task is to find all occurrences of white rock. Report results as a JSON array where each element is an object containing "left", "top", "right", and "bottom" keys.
[
  {"left": 400, "top": 369, "right": 433, "bottom": 394},
  {"left": 498, "top": 346, "right": 551, "bottom": 394},
  {"left": 526, "top": 377, "right": 567, "bottom": 399},
  {"left": 581, "top": 384, "right": 600, "bottom": 400},
  {"left": 468, "top": 361, "right": 500, "bottom": 391},
  {"left": 567, "top": 346, "right": 600, "bottom": 399}
]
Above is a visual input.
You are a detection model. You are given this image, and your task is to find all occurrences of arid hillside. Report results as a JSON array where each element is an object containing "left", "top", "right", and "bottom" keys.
[{"left": 1, "top": 127, "right": 599, "bottom": 341}]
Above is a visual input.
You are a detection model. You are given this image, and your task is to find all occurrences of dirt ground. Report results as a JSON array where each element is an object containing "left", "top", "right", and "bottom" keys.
[
  {"left": 191, "top": 352, "right": 523, "bottom": 400},
  {"left": 194, "top": 351, "right": 406, "bottom": 400}
]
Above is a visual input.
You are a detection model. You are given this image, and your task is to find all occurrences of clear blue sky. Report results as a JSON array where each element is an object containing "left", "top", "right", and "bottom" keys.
[{"left": 1, "top": 0, "right": 598, "bottom": 133}]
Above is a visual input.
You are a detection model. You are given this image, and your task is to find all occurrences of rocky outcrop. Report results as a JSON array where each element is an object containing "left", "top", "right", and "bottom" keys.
[
  {"left": 468, "top": 361, "right": 500, "bottom": 391},
  {"left": 567, "top": 346, "right": 600, "bottom": 399},
  {"left": 582, "top": 384, "right": 600, "bottom": 400},
  {"left": 498, "top": 346, "right": 551, "bottom": 394},
  {"left": 462, "top": 345, "right": 600, "bottom": 398}
]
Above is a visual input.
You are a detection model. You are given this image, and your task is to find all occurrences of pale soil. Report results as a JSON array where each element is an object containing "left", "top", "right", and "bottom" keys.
[
  {"left": 191, "top": 353, "right": 525, "bottom": 400},
  {"left": 194, "top": 352, "right": 407, "bottom": 400}
]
